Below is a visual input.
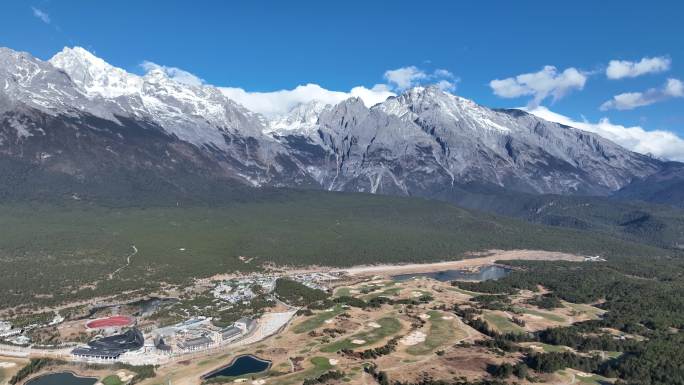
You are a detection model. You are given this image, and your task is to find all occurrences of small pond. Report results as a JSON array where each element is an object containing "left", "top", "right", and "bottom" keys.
[
  {"left": 202, "top": 355, "right": 271, "bottom": 379},
  {"left": 391, "top": 265, "right": 511, "bottom": 282},
  {"left": 25, "top": 372, "right": 97, "bottom": 385},
  {"left": 131, "top": 297, "right": 179, "bottom": 316}
]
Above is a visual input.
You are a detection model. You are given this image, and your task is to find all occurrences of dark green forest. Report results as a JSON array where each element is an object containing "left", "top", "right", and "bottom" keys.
[{"left": 0, "top": 189, "right": 669, "bottom": 311}]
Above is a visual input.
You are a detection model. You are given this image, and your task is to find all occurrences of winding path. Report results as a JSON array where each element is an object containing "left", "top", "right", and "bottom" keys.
[{"left": 109, "top": 245, "right": 138, "bottom": 279}]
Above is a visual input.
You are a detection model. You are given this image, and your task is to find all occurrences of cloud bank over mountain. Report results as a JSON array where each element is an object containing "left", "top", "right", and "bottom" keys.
[{"left": 526, "top": 106, "right": 684, "bottom": 162}]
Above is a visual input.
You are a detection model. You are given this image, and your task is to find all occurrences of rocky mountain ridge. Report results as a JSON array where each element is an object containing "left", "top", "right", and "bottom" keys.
[{"left": 0, "top": 46, "right": 672, "bottom": 203}]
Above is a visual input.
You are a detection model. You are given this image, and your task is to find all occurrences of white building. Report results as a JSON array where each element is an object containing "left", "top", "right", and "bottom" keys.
[
  {"left": 0, "top": 321, "right": 19, "bottom": 338},
  {"left": 234, "top": 317, "right": 255, "bottom": 333}
]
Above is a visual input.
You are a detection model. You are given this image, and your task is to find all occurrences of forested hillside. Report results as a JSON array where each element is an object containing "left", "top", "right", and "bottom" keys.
[{"left": 0, "top": 189, "right": 669, "bottom": 311}]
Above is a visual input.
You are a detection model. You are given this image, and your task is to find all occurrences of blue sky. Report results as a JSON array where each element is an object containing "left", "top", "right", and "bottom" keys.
[{"left": 1, "top": 1, "right": 683, "bottom": 147}]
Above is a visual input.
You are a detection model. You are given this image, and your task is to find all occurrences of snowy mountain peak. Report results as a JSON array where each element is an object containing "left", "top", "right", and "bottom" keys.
[
  {"left": 45, "top": 46, "right": 280, "bottom": 149},
  {"left": 375, "top": 85, "right": 511, "bottom": 133},
  {"left": 49, "top": 47, "right": 142, "bottom": 98},
  {"left": 267, "top": 100, "right": 330, "bottom": 135}
]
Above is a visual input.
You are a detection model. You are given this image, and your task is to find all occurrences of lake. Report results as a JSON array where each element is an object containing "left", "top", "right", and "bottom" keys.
[
  {"left": 202, "top": 355, "right": 271, "bottom": 379},
  {"left": 25, "top": 372, "right": 97, "bottom": 385},
  {"left": 391, "top": 265, "right": 511, "bottom": 282}
]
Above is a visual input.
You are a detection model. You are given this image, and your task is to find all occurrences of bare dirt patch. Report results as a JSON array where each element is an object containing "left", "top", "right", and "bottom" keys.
[{"left": 337, "top": 249, "right": 583, "bottom": 276}]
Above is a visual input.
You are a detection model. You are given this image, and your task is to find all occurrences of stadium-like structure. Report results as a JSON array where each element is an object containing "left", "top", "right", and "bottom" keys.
[{"left": 72, "top": 328, "right": 144, "bottom": 360}]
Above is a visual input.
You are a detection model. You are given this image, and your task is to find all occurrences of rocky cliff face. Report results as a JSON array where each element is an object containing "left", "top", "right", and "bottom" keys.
[{"left": 273, "top": 86, "right": 661, "bottom": 197}]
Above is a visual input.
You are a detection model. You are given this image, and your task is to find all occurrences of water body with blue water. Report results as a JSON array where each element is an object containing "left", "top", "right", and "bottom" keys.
[
  {"left": 391, "top": 265, "right": 511, "bottom": 282},
  {"left": 25, "top": 372, "right": 97, "bottom": 385},
  {"left": 203, "top": 355, "right": 271, "bottom": 379}
]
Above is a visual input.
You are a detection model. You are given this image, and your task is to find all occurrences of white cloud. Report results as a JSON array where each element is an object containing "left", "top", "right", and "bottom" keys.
[
  {"left": 383, "top": 66, "right": 458, "bottom": 91},
  {"left": 665, "top": 77, "right": 684, "bottom": 96},
  {"left": 434, "top": 68, "right": 454, "bottom": 78},
  {"left": 140, "top": 61, "right": 205, "bottom": 87},
  {"left": 384, "top": 66, "right": 428, "bottom": 90},
  {"left": 349, "top": 84, "right": 396, "bottom": 106},
  {"left": 489, "top": 65, "right": 587, "bottom": 107},
  {"left": 219, "top": 65, "right": 458, "bottom": 117},
  {"left": 606, "top": 56, "right": 671, "bottom": 79},
  {"left": 219, "top": 83, "right": 395, "bottom": 117},
  {"left": 600, "top": 78, "right": 683, "bottom": 110},
  {"left": 435, "top": 79, "right": 457, "bottom": 92},
  {"left": 526, "top": 106, "right": 684, "bottom": 162},
  {"left": 137, "top": 61, "right": 454, "bottom": 117},
  {"left": 31, "top": 6, "right": 50, "bottom": 24}
]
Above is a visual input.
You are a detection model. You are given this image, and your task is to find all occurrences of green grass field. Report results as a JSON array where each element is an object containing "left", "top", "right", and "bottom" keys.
[
  {"left": 292, "top": 305, "right": 345, "bottom": 334},
  {"left": 447, "top": 286, "right": 482, "bottom": 296},
  {"left": 320, "top": 317, "right": 402, "bottom": 352},
  {"left": 334, "top": 287, "right": 352, "bottom": 297},
  {"left": 362, "top": 287, "right": 403, "bottom": 301},
  {"left": 277, "top": 356, "right": 333, "bottom": 385},
  {"left": 482, "top": 312, "right": 526, "bottom": 334},
  {"left": 101, "top": 375, "right": 124, "bottom": 385},
  {"left": 514, "top": 307, "right": 567, "bottom": 323},
  {"left": 407, "top": 311, "right": 465, "bottom": 355},
  {"left": 564, "top": 302, "right": 606, "bottom": 319}
]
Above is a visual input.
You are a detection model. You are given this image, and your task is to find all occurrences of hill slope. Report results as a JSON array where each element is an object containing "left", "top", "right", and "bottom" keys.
[{"left": 613, "top": 162, "right": 684, "bottom": 207}]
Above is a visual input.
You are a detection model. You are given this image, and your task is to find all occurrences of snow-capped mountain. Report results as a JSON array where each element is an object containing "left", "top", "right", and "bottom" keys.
[
  {"left": 272, "top": 86, "right": 661, "bottom": 196},
  {"left": 49, "top": 47, "right": 273, "bottom": 147},
  {"left": 0, "top": 47, "right": 314, "bottom": 195},
  {"left": 0, "top": 46, "right": 669, "bottom": 203},
  {"left": 266, "top": 100, "right": 330, "bottom": 136}
]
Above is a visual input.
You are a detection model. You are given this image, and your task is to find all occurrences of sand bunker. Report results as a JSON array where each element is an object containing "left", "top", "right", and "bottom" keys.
[
  {"left": 418, "top": 313, "right": 431, "bottom": 320},
  {"left": 0, "top": 362, "right": 17, "bottom": 368},
  {"left": 442, "top": 315, "right": 454, "bottom": 320},
  {"left": 324, "top": 319, "right": 335, "bottom": 324},
  {"left": 252, "top": 380, "right": 266, "bottom": 385},
  {"left": 351, "top": 339, "right": 366, "bottom": 345},
  {"left": 401, "top": 331, "right": 427, "bottom": 346},
  {"left": 329, "top": 358, "right": 339, "bottom": 365},
  {"left": 367, "top": 322, "right": 382, "bottom": 328},
  {"left": 411, "top": 291, "right": 423, "bottom": 297},
  {"left": 116, "top": 372, "right": 134, "bottom": 382}
]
